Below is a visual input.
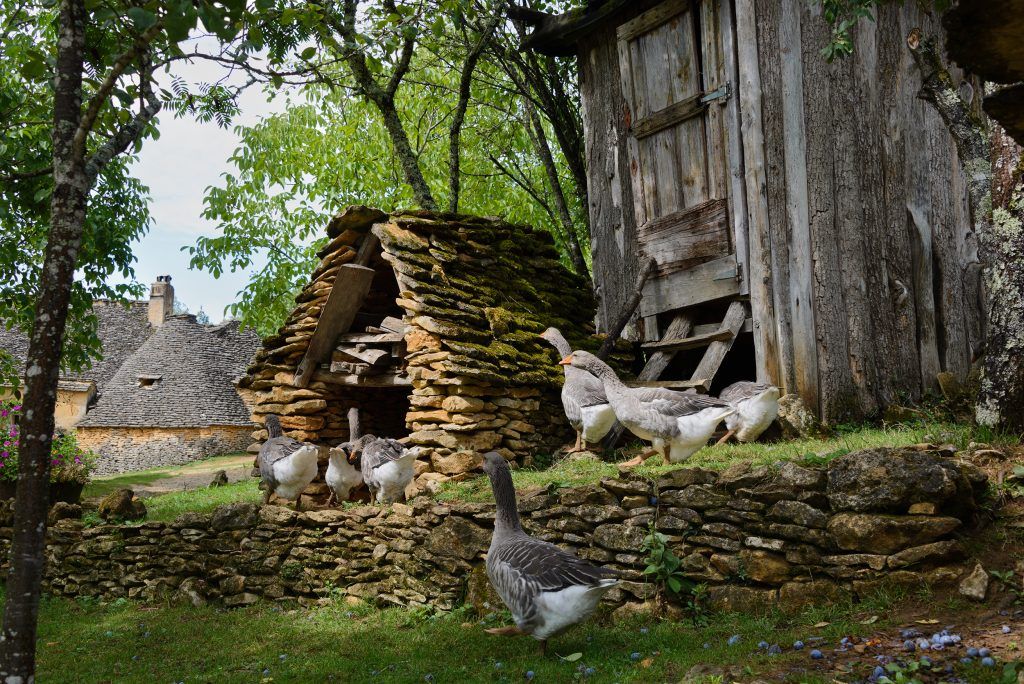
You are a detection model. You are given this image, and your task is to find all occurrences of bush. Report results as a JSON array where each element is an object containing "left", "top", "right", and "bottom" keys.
[{"left": 0, "top": 401, "right": 97, "bottom": 484}]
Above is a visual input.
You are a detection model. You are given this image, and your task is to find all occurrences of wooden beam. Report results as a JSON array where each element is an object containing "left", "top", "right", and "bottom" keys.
[
  {"left": 334, "top": 346, "right": 390, "bottom": 366},
  {"left": 639, "top": 254, "right": 740, "bottom": 317},
  {"left": 596, "top": 257, "right": 656, "bottom": 360},
  {"left": 692, "top": 318, "right": 752, "bottom": 337},
  {"left": 354, "top": 234, "right": 380, "bottom": 266},
  {"left": 690, "top": 300, "right": 747, "bottom": 388},
  {"left": 379, "top": 316, "right": 408, "bottom": 334},
  {"left": 627, "top": 379, "right": 708, "bottom": 391},
  {"left": 640, "top": 328, "right": 735, "bottom": 352},
  {"left": 336, "top": 332, "right": 404, "bottom": 344},
  {"left": 719, "top": 0, "right": 751, "bottom": 296},
  {"left": 632, "top": 93, "right": 706, "bottom": 139},
  {"left": 313, "top": 370, "right": 412, "bottom": 387},
  {"left": 293, "top": 264, "right": 376, "bottom": 388},
  {"left": 616, "top": 0, "right": 688, "bottom": 42}
]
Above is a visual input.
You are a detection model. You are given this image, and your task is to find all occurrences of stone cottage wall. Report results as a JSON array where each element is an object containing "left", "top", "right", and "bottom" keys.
[
  {"left": 7, "top": 446, "right": 988, "bottom": 610},
  {"left": 78, "top": 426, "right": 253, "bottom": 475}
]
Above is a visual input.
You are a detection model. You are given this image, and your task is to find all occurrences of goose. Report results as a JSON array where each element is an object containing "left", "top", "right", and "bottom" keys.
[
  {"left": 716, "top": 381, "right": 781, "bottom": 444},
  {"left": 482, "top": 451, "right": 619, "bottom": 654},
  {"left": 340, "top": 409, "right": 423, "bottom": 504},
  {"left": 326, "top": 408, "right": 365, "bottom": 505},
  {"left": 258, "top": 414, "right": 320, "bottom": 510},
  {"left": 560, "top": 351, "right": 735, "bottom": 467},
  {"left": 539, "top": 328, "right": 617, "bottom": 453}
]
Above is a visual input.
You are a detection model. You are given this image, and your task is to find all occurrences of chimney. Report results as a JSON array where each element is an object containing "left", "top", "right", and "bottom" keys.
[{"left": 148, "top": 275, "right": 174, "bottom": 326}]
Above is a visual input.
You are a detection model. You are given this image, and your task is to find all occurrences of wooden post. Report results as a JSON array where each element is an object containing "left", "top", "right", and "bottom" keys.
[
  {"left": 596, "top": 257, "right": 656, "bottom": 360},
  {"left": 293, "top": 264, "right": 376, "bottom": 388},
  {"left": 691, "top": 300, "right": 748, "bottom": 387}
]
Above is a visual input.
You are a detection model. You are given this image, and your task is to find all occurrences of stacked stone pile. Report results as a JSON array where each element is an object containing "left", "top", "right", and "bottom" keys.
[
  {"left": 7, "top": 446, "right": 988, "bottom": 611},
  {"left": 241, "top": 206, "right": 618, "bottom": 488}
]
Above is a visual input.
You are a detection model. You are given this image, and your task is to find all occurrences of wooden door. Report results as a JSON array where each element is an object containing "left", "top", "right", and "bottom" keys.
[{"left": 618, "top": 0, "right": 739, "bottom": 318}]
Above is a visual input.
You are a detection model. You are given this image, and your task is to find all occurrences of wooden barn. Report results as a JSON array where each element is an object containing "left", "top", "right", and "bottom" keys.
[{"left": 514, "top": 0, "right": 984, "bottom": 422}]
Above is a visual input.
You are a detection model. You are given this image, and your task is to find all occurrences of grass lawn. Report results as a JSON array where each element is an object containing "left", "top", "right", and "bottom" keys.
[
  {"left": 84, "top": 453, "right": 253, "bottom": 500},
  {"left": 27, "top": 584, "right": 1018, "bottom": 684}
]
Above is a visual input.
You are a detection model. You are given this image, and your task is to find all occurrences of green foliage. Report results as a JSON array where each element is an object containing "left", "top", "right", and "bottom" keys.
[
  {"left": 642, "top": 524, "right": 691, "bottom": 597},
  {"left": 815, "top": 0, "right": 952, "bottom": 61},
  {"left": 0, "top": 402, "right": 97, "bottom": 484}
]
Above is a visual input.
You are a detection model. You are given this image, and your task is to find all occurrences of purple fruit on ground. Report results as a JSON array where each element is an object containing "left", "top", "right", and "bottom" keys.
[
  {"left": 810, "top": 649, "right": 823, "bottom": 660},
  {"left": 979, "top": 647, "right": 991, "bottom": 658},
  {"left": 981, "top": 657, "right": 996, "bottom": 667}
]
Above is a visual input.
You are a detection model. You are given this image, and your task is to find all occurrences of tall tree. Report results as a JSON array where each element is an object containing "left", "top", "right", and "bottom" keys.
[{"left": 0, "top": 0, "right": 268, "bottom": 674}]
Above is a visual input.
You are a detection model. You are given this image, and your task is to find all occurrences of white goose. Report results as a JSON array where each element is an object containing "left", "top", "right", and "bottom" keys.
[
  {"left": 340, "top": 409, "right": 423, "bottom": 505},
  {"left": 561, "top": 351, "right": 734, "bottom": 467},
  {"left": 326, "top": 408, "right": 364, "bottom": 505},
  {"left": 717, "top": 381, "right": 781, "bottom": 444},
  {"left": 257, "top": 414, "right": 319, "bottom": 510},
  {"left": 482, "top": 451, "right": 619, "bottom": 654},
  {"left": 539, "top": 328, "right": 617, "bottom": 453}
]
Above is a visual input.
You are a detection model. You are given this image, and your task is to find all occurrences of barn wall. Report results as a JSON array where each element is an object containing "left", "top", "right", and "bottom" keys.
[
  {"left": 744, "top": 0, "right": 983, "bottom": 422},
  {"left": 78, "top": 425, "right": 253, "bottom": 475}
]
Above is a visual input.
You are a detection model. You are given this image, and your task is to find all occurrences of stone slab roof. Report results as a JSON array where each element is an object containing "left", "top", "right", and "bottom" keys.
[{"left": 79, "top": 315, "right": 260, "bottom": 428}]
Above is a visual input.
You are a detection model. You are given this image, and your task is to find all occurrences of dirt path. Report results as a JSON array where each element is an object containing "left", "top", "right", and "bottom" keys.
[{"left": 88, "top": 454, "right": 254, "bottom": 499}]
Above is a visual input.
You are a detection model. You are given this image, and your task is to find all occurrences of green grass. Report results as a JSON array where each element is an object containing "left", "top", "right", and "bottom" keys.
[
  {"left": 138, "top": 480, "right": 262, "bottom": 522},
  {"left": 83, "top": 453, "right": 252, "bottom": 499},
  {"left": 25, "top": 585, "right": 989, "bottom": 684},
  {"left": 439, "top": 419, "right": 1011, "bottom": 503}
]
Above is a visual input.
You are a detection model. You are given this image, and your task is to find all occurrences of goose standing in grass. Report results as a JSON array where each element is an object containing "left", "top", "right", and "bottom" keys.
[
  {"left": 540, "top": 328, "right": 617, "bottom": 453},
  {"left": 258, "top": 414, "right": 319, "bottom": 510},
  {"left": 716, "top": 381, "right": 781, "bottom": 444},
  {"left": 482, "top": 451, "right": 619, "bottom": 654},
  {"left": 560, "top": 351, "right": 734, "bottom": 467},
  {"left": 340, "top": 407, "right": 422, "bottom": 504},
  {"left": 326, "top": 408, "right": 364, "bottom": 505}
]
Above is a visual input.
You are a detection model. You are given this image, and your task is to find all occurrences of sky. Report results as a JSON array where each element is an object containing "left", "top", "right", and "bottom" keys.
[{"left": 114, "top": 55, "right": 286, "bottom": 322}]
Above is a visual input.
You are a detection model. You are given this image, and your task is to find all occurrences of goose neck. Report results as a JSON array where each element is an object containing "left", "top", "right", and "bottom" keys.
[{"left": 488, "top": 465, "right": 522, "bottom": 534}]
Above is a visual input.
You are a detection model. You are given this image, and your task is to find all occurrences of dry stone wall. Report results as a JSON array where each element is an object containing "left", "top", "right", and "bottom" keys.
[
  {"left": 5, "top": 446, "right": 987, "bottom": 612},
  {"left": 78, "top": 426, "right": 253, "bottom": 476}
]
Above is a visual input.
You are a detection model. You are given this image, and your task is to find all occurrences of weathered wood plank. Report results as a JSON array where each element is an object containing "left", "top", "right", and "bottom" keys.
[
  {"left": 354, "top": 234, "right": 380, "bottom": 266},
  {"left": 640, "top": 254, "right": 740, "bottom": 318},
  {"left": 334, "top": 346, "right": 390, "bottom": 366},
  {"left": 690, "top": 300, "right": 747, "bottom": 387},
  {"left": 616, "top": 0, "right": 689, "bottom": 43},
  {"left": 693, "top": 317, "right": 753, "bottom": 336},
  {"left": 378, "top": 316, "right": 408, "bottom": 334},
  {"left": 638, "top": 198, "right": 730, "bottom": 276},
  {"left": 335, "top": 332, "right": 404, "bottom": 344},
  {"left": 619, "top": 30, "right": 650, "bottom": 227},
  {"left": 314, "top": 370, "right": 412, "bottom": 388},
  {"left": 627, "top": 379, "right": 707, "bottom": 391},
  {"left": 632, "top": 94, "right": 705, "bottom": 139},
  {"left": 293, "top": 264, "right": 376, "bottom": 388},
  {"left": 719, "top": 0, "right": 750, "bottom": 296},
  {"left": 640, "top": 328, "right": 735, "bottom": 352}
]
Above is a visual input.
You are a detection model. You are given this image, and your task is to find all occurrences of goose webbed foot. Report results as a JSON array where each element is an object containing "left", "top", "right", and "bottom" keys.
[
  {"left": 619, "top": 448, "right": 658, "bottom": 468},
  {"left": 326, "top": 491, "right": 336, "bottom": 507},
  {"left": 261, "top": 488, "right": 272, "bottom": 506},
  {"left": 293, "top": 493, "right": 303, "bottom": 511},
  {"left": 484, "top": 625, "right": 524, "bottom": 637},
  {"left": 540, "top": 640, "right": 547, "bottom": 656},
  {"left": 715, "top": 429, "right": 736, "bottom": 446},
  {"left": 564, "top": 432, "right": 585, "bottom": 453}
]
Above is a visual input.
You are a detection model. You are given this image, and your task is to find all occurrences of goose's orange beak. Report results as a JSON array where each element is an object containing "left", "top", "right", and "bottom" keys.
[{"left": 558, "top": 354, "right": 573, "bottom": 365}]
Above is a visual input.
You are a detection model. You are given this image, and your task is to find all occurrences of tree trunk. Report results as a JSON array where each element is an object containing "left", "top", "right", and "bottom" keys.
[
  {"left": 374, "top": 94, "right": 438, "bottom": 211},
  {"left": 908, "top": 30, "right": 1024, "bottom": 430},
  {"left": 0, "top": 0, "right": 88, "bottom": 678}
]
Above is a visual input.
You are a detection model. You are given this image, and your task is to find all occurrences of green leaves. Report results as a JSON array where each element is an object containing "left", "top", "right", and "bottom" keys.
[
  {"left": 814, "top": 0, "right": 950, "bottom": 61},
  {"left": 126, "top": 6, "right": 157, "bottom": 30}
]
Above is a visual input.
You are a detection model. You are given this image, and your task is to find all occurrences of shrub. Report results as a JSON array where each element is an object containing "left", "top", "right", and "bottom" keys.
[{"left": 0, "top": 401, "right": 97, "bottom": 484}]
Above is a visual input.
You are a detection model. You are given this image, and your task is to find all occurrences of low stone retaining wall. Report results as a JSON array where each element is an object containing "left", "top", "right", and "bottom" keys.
[
  {"left": 78, "top": 425, "right": 253, "bottom": 475},
  {"left": 4, "top": 446, "right": 988, "bottom": 612}
]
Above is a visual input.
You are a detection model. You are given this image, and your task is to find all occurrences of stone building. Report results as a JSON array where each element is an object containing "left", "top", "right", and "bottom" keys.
[
  {"left": 241, "top": 207, "right": 599, "bottom": 487},
  {"left": 0, "top": 277, "right": 260, "bottom": 474}
]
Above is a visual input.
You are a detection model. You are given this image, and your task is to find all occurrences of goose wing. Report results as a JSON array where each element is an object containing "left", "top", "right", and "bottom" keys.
[
  {"left": 360, "top": 438, "right": 408, "bottom": 472},
  {"left": 565, "top": 368, "right": 608, "bottom": 408},
  {"left": 720, "top": 381, "right": 775, "bottom": 403},
  {"left": 490, "top": 535, "right": 618, "bottom": 622},
  {"left": 258, "top": 436, "right": 306, "bottom": 488},
  {"left": 639, "top": 389, "right": 731, "bottom": 418}
]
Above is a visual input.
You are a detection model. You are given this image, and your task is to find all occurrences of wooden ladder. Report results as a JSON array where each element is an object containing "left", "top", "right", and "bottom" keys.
[{"left": 629, "top": 298, "right": 750, "bottom": 393}]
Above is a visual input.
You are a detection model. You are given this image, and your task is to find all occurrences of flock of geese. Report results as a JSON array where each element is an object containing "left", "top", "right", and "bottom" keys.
[{"left": 257, "top": 326, "right": 781, "bottom": 653}]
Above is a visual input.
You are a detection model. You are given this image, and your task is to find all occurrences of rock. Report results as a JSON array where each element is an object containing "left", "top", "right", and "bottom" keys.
[
  {"left": 592, "top": 523, "right": 648, "bottom": 552},
  {"left": 219, "top": 575, "right": 246, "bottom": 595},
  {"left": 431, "top": 450, "right": 482, "bottom": 475},
  {"left": 656, "top": 468, "right": 718, "bottom": 490},
  {"left": 827, "top": 447, "right": 982, "bottom": 514},
  {"left": 601, "top": 478, "right": 650, "bottom": 497},
  {"left": 682, "top": 664, "right": 748, "bottom": 684},
  {"left": 223, "top": 592, "right": 260, "bottom": 608},
  {"left": 719, "top": 464, "right": 772, "bottom": 491},
  {"left": 175, "top": 577, "right": 208, "bottom": 607},
  {"left": 465, "top": 564, "right": 504, "bottom": 615},
  {"left": 328, "top": 205, "right": 387, "bottom": 238},
  {"left": 705, "top": 585, "right": 777, "bottom": 613},
  {"left": 560, "top": 485, "right": 616, "bottom": 507},
  {"left": 936, "top": 371, "right": 964, "bottom": 402},
  {"left": 611, "top": 601, "right": 659, "bottom": 622},
  {"left": 887, "top": 540, "right": 965, "bottom": 569},
  {"left": 767, "top": 500, "right": 828, "bottom": 529},
  {"left": 48, "top": 501, "right": 82, "bottom": 525},
  {"left": 959, "top": 562, "right": 989, "bottom": 601},
  {"left": 259, "top": 505, "right": 297, "bottom": 526},
  {"left": 426, "top": 516, "right": 489, "bottom": 560},
  {"left": 739, "top": 550, "right": 791, "bottom": 584},
  {"left": 659, "top": 485, "right": 729, "bottom": 510},
  {"left": 777, "top": 394, "right": 823, "bottom": 438},
  {"left": 210, "top": 502, "right": 260, "bottom": 531},
  {"left": 827, "top": 513, "right": 961, "bottom": 554},
  {"left": 908, "top": 502, "right": 938, "bottom": 515},
  {"left": 209, "top": 470, "right": 229, "bottom": 488},
  {"left": 778, "top": 580, "right": 844, "bottom": 610},
  {"left": 97, "top": 488, "right": 147, "bottom": 521},
  {"left": 777, "top": 461, "right": 827, "bottom": 490},
  {"left": 441, "top": 395, "right": 486, "bottom": 412}
]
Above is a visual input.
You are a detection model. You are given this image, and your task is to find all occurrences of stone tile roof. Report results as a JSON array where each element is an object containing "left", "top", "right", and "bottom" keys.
[{"left": 79, "top": 314, "right": 260, "bottom": 428}]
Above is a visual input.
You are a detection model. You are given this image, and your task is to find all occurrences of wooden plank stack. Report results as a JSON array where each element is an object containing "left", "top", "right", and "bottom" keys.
[{"left": 240, "top": 206, "right": 609, "bottom": 485}]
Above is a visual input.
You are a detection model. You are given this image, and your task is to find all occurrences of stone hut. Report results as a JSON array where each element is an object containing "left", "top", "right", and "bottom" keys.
[
  {"left": 77, "top": 316, "right": 260, "bottom": 474},
  {"left": 241, "top": 207, "right": 597, "bottom": 482}
]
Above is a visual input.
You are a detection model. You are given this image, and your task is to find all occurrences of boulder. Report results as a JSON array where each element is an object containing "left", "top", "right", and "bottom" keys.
[
  {"left": 210, "top": 502, "right": 260, "bottom": 531},
  {"left": 739, "top": 550, "right": 791, "bottom": 584},
  {"left": 778, "top": 580, "right": 845, "bottom": 610},
  {"left": 209, "top": 470, "right": 229, "bottom": 488},
  {"left": 777, "top": 394, "right": 823, "bottom": 438},
  {"left": 777, "top": 461, "right": 827, "bottom": 490},
  {"left": 48, "top": 501, "right": 82, "bottom": 525},
  {"left": 959, "top": 562, "right": 989, "bottom": 601},
  {"left": 887, "top": 540, "right": 965, "bottom": 569},
  {"left": 656, "top": 468, "right": 718, "bottom": 490},
  {"left": 827, "top": 513, "right": 961, "bottom": 554},
  {"left": 431, "top": 450, "right": 482, "bottom": 475},
  {"left": 827, "top": 447, "right": 983, "bottom": 514},
  {"left": 592, "top": 523, "right": 647, "bottom": 552},
  {"left": 705, "top": 585, "right": 778, "bottom": 613},
  {"left": 767, "top": 500, "right": 828, "bottom": 529},
  {"left": 175, "top": 577, "right": 208, "bottom": 607},
  {"left": 97, "top": 488, "right": 147, "bottom": 521},
  {"left": 425, "top": 516, "right": 489, "bottom": 560}
]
